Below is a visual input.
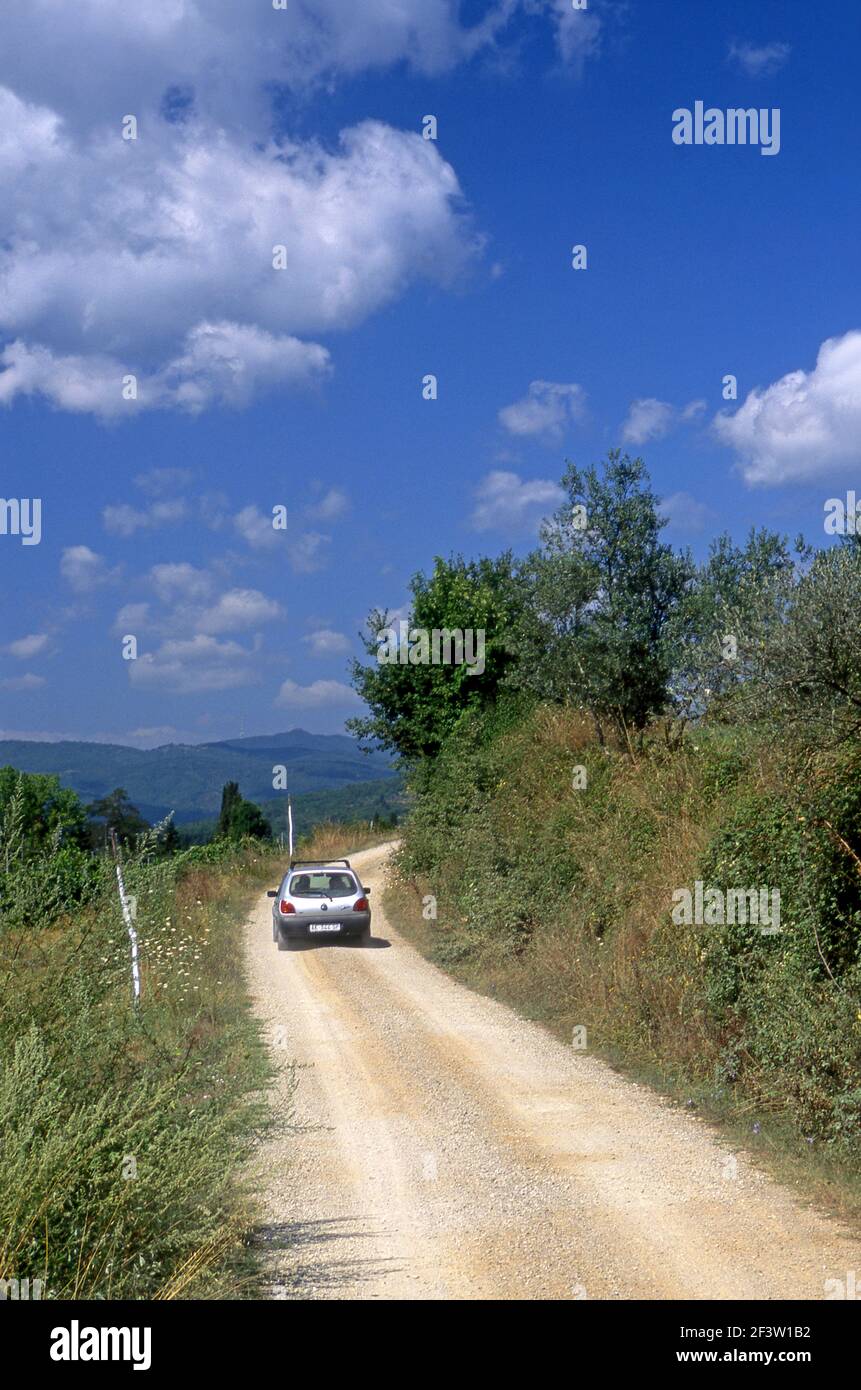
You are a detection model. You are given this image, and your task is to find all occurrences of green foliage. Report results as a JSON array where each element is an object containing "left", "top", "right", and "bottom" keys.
[
  {"left": 215, "top": 782, "right": 271, "bottom": 842},
  {"left": 86, "top": 787, "right": 149, "bottom": 847},
  {"left": 0, "top": 839, "right": 280, "bottom": 1297},
  {"left": 512, "top": 451, "right": 692, "bottom": 738},
  {"left": 737, "top": 543, "right": 861, "bottom": 748},
  {"left": 391, "top": 698, "right": 861, "bottom": 1152},
  {"left": 669, "top": 528, "right": 794, "bottom": 725},
  {"left": 348, "top": 553, "right": 527, "bottom": 760}
]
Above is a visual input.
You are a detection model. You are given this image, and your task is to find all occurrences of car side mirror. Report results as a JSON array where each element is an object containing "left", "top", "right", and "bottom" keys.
[
  {"left": 363, "top": 887, "right": 371, "bottom": 895},
  {"left": 266, "top": 889, "right": 278, "bottom": 898}
]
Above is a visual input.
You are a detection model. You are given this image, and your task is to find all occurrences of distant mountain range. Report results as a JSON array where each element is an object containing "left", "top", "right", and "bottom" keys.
[{"left": 0, "top": 730, "right": 398, "bottom": 825}]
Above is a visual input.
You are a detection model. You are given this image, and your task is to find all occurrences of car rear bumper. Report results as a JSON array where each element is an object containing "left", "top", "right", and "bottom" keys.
[{"left": 276, "top": 911, "right": 371, "bottom": 940}]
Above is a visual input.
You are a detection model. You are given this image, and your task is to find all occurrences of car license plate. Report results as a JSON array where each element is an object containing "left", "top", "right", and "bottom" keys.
[{"left": 309, "top": 923, "right": 342, "bottom": 933}]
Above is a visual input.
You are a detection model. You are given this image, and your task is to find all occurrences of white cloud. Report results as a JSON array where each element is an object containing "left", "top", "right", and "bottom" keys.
[
  {"left": 114, "top": 603, "right": 151, "bottom": 635},
  {"left": 621, "top": 396, "right": 707, "bottom": 446},
  {"left": 0, "top": 3, "right": 527, "bottom": 133},
  {"left": 198, "top": 589, "right": 283, "bottom": 636},
  {"left": 4, "top": 632, "right": 50, "bottom": 659},
  {"left": 0, "top": 91, "right": 476, "bottom": 416},
  {"left": 135, "top": 467, "right": 193, "bottom": 497},
  {"left": 290, "top": 532, "right": 331, "bottom": 574},
  {"left": 546, "top": 0, "right": 603, "bottom": 70},
  {"left": 313, "top": 488, "right": 350, "bottom": 522},
  {"left": 0, "top": 673, "right": 46, "bottom": 691},
  {"left": 728, "top": 41, "right": 791, "bottom": 77},
  {"left": 129, "top": 635, "right": 258, "bottom": 695},
  {"left": 713, "top": 331, "right": 861, "bottom": 486},
  {"left": 60, "top": 545, "right": 117, "bottom": 592},
  {"left": 0, "top": 325, "right": 331, "bottom": 418},
  {"left": 234, "top": 505, "right": 282, "bottom": 552},
  {"left": 661, "top": 491, "right": 714, "bottom": 535},
  {"left": 103, "top": 499, "right": 187, "bottom": 536},
  {"left": 304, "top": 628, "right": 351, "bottom": 657},
  {"left": 470, "top": 469, "right": 562, "bottom": 533},
  {"left": 275, "top": 678, "right": 359, "bottom": 708},
  {"left": 621, "top": 398, "right": 674, "bottom": 445},
  {"left": 498, "top": 380, "right": 587, "bottom": 440},
  {"left": 149, "top": 563, "right": 213, "bottom": 604}
]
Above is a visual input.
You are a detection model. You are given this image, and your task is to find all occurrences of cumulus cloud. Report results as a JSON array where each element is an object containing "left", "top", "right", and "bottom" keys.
[
  {"left": 197, "top": 588, "right": 283, "bottom": 636},
  {"left": 312, "top": 488, "right": 350, "bottom": 522},
  {"left": 304, "top": 628, "right": 351, "bottom": 657},
  {"left": 275, "top": 678, "right": 359, "bottom": 708},
  {"left": 0, "top": 84, "right": 477, "bottom": 417},
  {"left": 470, "top": 469, "right": 562, "bottom": 533},
  {"left": 129, "top": 635, "right": 258, "bottom": 695},
  {"left": 149, "top": 563, "right": 213, "bottom": 604},
  {"left": 0, "top": 2, "right": 527, "bottom": 133},
  {"left": 103, "top": 499, "right": 187, "bottom": 536},
  {"left": 234, "top": 505, "right": 282, "bottom": 552},
  {"left": 4, "top": 632, "right": 50, "bottom": 659},
  {"left": 498, "top": 380, "right": 587, "bottom": 440},
  {"left": 60, "top": 545, "right": 118, "bottom": 593},
  {"left": 728, "top": 41, "right": 791, "bottom": 77},
  {"left": 620, "top": 397, "right": 706, "bottom": 446},
  {"left": 713, "top": 331, "right": 861, "bottom": 486}
]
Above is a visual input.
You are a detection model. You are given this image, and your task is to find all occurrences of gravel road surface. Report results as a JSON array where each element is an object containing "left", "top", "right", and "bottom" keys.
[{"left": 246, "top": 843, "right": 860, "bottom": 1300}]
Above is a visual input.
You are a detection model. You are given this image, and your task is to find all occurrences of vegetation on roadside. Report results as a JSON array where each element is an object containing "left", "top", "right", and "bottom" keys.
[
  {"left": 0, "top": 832, "right": 283, "bottom": 1299},
  {"left": 352, "top": 452, "right": 861, "bottom": 1187}
]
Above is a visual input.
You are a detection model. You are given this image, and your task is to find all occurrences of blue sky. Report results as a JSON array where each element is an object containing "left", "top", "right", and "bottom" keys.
[{"left": 0, "top": 0, "right": 858, "bottom": 744}]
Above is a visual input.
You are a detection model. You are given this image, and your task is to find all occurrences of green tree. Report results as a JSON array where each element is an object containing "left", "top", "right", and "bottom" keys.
[
  {"left": 217, "top": 781, "right": 242, "bottom": 838},
  {"left": 86, "top": 788, "right": 149, "bottom": 847},
  {"left": 738, "top": 542, "right": 861, "bottom": 749},
  {"left": 668, "top": 527, "right": 795, "bottom": 728},
  {"left": 215, "top": 782, "right": 271, "bottom": 841},
  {"left": 348, "top": 553, "right": 526, "bottom": 761},
  {"left": 0, "top": 767, "right": 89, "bottom": 863},
  {"left": 512, "top": 452, "right": 692, "bottom": 742}
]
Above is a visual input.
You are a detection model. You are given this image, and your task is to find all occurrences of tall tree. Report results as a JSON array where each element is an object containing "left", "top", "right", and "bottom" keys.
[
  {"left": 86, "top": 788, "right": 149, "bottom": 847},
  {"left": 348, "top": 553, "right": 526, "bottom": 761},
  {"left": 512, "top": 451, "right": 692, "bottom": 742}
]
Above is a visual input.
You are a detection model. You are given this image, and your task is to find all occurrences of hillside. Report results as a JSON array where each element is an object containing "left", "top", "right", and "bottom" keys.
[{"left": 0, "top": 729, "right": 396, "bottom": 824}]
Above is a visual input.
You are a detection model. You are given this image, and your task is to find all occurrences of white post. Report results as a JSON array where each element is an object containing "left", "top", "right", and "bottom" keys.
[
  {"left": 111, "top": 829, "right": 141, "bottom": 1006},
  {"left": 288, "top": 797, "right": 294, "bottom": 859}
]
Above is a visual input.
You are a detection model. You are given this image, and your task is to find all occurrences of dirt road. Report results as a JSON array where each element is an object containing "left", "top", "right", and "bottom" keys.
[{"left": 246, "top": 843, "right": 860, "bottom": 1300}]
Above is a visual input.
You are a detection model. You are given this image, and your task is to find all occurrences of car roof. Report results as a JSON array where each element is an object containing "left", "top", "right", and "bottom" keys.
[{"left": 290, "top": 856, "right": 356, "bottom": 867}]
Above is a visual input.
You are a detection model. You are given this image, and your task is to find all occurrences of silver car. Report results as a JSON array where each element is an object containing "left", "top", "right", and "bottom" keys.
[{"left": 268, "top": 859, "right": 372, "bottom": 949}]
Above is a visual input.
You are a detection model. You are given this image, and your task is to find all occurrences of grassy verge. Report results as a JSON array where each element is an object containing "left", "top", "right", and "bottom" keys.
[
  {"left": 386, "top": 703, "right": 861, "bottom": 1227},
  {"left": 0, "top": 841, "right": 282, "bottom": 1300}
]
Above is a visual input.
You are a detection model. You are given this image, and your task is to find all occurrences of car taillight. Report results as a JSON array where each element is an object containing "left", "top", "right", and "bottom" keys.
[
  {"left": 280, "top": 900, "right": 295, "bottom": 914},
  {"left": 353, "top": 897, "right": 368, "bottom": 912}
]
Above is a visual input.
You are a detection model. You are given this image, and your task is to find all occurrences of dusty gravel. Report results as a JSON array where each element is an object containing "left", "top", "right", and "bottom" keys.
[{"left": 246, "top": 843, "right": 861, "bottom": 1300}]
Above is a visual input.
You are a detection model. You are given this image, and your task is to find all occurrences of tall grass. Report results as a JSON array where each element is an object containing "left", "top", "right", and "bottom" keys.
[
  {"left": 0, "top": 842, "right": 281, "bottom": 1299},
  {"left": 387, "top": 703, "right": 861, "bottom": 1202}
]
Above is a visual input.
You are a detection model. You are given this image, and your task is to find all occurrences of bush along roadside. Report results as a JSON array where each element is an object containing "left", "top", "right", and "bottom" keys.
[
  {"left": 0, "top": 838, "right": 282, "bottom": 1300},
  {"left": 384, "top": 703, "right": 861, "bottom": 1206}
]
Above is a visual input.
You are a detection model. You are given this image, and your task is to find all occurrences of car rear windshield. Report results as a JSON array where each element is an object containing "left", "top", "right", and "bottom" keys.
[{"left": 288, "top": 871, "right": 358, "bottom": 898}]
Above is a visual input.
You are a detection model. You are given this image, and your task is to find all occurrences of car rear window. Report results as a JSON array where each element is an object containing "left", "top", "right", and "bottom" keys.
[{"left": 288, "top": 871, "right": 358, "bottom": 897}]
